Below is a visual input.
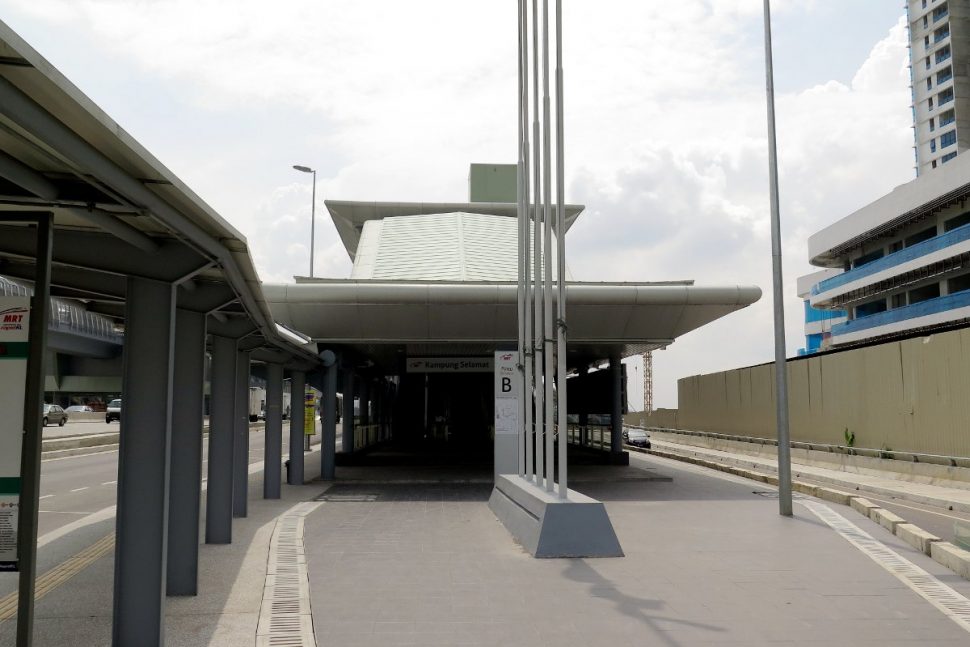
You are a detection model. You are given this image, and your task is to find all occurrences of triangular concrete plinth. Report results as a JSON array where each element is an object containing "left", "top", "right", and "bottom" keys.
[{"left": 489, "top": 474, "right": 624, "bottom": 558}]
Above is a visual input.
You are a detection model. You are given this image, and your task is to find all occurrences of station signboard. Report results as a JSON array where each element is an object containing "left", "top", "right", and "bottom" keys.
[
  {"left": 406, "top": 357, "right": 493, "bottom": 373},
  {"left": 0, "top": 297, "right": 29, "bottom": 572},
  {"left": 493, "top": 351, "right": 520, "bottom": 477}
]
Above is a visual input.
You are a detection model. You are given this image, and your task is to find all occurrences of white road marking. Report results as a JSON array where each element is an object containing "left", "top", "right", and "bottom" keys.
[
  {"left": 41, "top": 448, "right": 119, "bottom": 463},
  {"left": 70, "top": 487, "right": 89, "bottom": 493},
  {"left": 801, "top": 499, "right": 970, "bottom": 633},
  {"left": 39, "top": 510, "right": 95, "bottom": 515},
  {"left": 39, "top": 494, "right": 54, "bottom": 500},
  {"left": 102, "top": 481, "right": 116, "bottom": 486}
]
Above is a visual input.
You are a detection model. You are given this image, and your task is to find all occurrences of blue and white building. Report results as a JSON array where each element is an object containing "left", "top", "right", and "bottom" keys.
[{"left": 802, "top": 153, "right": 970, "bottom": 350}]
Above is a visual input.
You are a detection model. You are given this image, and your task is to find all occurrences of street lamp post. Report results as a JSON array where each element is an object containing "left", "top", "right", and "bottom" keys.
[{"left": 293, "top": 165, "right": 316, "bottom": 278}]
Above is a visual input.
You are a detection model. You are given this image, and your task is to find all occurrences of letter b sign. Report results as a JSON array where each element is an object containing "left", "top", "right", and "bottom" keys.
[{"left": 502, "top": 376, "right": 512, "bottom": 393}]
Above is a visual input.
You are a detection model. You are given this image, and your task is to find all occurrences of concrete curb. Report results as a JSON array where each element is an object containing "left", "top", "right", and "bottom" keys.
[{"left": 636, "top": 444, "right": 970, "bottom": 583}]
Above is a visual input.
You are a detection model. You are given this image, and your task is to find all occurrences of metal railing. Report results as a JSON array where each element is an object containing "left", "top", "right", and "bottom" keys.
[
  {"left": 565, "top": 424, "right": 613, "bottom": 450},
  {"left": 352, "top": 424, "right": 381, "bottom": 451},
  {"left": 630, "top": 425, "right": 970, "bottom": 468},
  {"left": 833, "top": 287, "right": 970, "bottom": 336}
]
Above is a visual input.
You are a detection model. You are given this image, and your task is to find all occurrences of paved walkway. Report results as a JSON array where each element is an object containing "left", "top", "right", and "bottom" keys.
[{"left": 4, "top": 446, "right": 970, "bottom": 645}]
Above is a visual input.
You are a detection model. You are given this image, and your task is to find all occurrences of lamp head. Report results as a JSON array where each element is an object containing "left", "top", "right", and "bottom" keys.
[{"left": 293, "top": 165, "right": 314, "bottom": 173}]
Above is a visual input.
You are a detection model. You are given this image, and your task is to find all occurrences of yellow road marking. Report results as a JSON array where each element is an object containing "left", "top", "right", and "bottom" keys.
[{"left": 0, "top": 533, "right": 114, "bottom": 623}]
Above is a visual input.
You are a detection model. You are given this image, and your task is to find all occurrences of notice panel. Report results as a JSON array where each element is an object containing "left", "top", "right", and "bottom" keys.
[
  {"left": 0, "top": 296, "right": 29, "bottom": 572},
  {"left": 406, "top": 357, "right": 493, "bottom": 373}
]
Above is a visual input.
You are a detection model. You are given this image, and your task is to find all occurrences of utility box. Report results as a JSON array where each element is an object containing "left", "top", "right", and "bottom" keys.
[{"left": 469, "top": 163, "right": 517, "bottom": 203}]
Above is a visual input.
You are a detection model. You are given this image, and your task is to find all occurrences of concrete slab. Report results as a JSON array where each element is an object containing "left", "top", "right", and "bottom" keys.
[{"left": 489, "top": 474, "right": 623, "bottom": 558}]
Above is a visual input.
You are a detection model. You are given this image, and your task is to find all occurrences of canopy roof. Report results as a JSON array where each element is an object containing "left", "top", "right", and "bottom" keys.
[{"left": 264, "top": 280, "right": 762, "bottom": 371}]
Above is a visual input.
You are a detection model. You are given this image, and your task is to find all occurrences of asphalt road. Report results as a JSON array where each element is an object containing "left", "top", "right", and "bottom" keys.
[{"left": 35, "top": 425, "right": 325, "bottom": 537}]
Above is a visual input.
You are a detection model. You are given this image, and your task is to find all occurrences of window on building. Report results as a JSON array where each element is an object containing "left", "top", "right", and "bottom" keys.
[
  {"left": 852, "top": 249, "right": 884, "bottom": 269},
  {"left": 941, "top": 129, "right": 957, "bottom": 147},
  {"left": 944, "top": 211, "right": 970, "bottom": 232},
  {"left": 940, "top": 109, "right": 955, "bottom": 126},
  {"left": 933, "top": 160, "right": 939, "bottom": 169},
  {"left": 948, "top": 273, "right": 970, "bottom": 294},
  {"left": 930, "top": 117, "right": 936, "bottom": 132},
  {"left": 943, "top": 151, "right": 958, "bottom": 163},
  {"left": 856, "top": 300, "right": 888, "bottom": 318},
  {"left": 909, "top": 283, "right": 941, "bottom": 304},
  {"left": 933, "top": 4, "right": 949, "bottom": 22},
  {"left": 937, "top": 45, "right": 952, "bottom": 64},
  {"left": 926, "top": 35, "right": 932, "bottom": 49},
  {"left": 890, "top": 240, "right": 904, "bottom": 253},
  {"left": 924, "top": 15, "right": 930, "bottom": 28},
  {"left": 927, "top": 57, "right": 933, "bottom": 70},
  {"left": 891, "top": 293, "right": 908, "bottom": 309},
  {"left": 939, "top": 87, "right": 954, "bottom": 105},
  {"left": 931, "top": 139, "right": 938, "bottom": 153},
  {"left": 929, "top": 97, "right": 935, "bottom": 111},
  {"left": 922, "top": 0, "right": 927, "bottom": 8},
  {"left": 905, "top": 226, "right": 937, "bottom": 247},
  {"left": 934, "top": 25, "right": 950, "bottom": 43},
  {"left": 927, "top": 77, "right": 933, "bottom": 91},
  {"left": 938, "top": 66, "right": 953, "bottom": 84}
]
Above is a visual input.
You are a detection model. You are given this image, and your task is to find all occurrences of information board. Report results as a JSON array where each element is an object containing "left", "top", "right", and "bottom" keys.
[
  {"left": 304, "top": 388, "right": 316, "bottom": 436},
  {"left": 0, "top": 297, "right": 29, "bottom": 572},
  {"left": 493, "top": 351, "right": 520, "bottom": 435}
]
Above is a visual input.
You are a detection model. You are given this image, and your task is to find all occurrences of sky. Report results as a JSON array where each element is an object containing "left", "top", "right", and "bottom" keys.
[{"left": 0, "top": 0, "right": 914, "bottom": 409}]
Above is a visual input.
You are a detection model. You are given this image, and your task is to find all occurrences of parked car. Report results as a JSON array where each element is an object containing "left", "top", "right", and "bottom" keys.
[
  {"left": 65, "top": 405, "right": 94, "bottom": 413},
  {"left": 106, "top": 399, "right": 122, "bottom": 423},
  {"left": 625, "top": 429, "right": 650, "bottom": 449},
  {"left": 42, "top": 404, "right": 68, "bottom": 427}
]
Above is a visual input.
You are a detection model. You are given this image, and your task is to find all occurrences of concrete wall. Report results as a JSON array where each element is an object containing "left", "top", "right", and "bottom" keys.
[{"left": 631, "top": 326, "right": 970, "bottom": 458}]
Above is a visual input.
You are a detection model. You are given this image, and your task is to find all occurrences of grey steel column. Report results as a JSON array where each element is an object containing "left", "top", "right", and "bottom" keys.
[
  {"left": 206, "top": 334, "right": 235, "bottom": 544},
  {"left": 112, "top": 277, "right": 176, "bottom": 647},
  {"left": 166, "top": 308, "right": 206, "bottom": 596},
  {"left": 610, "top": 356, "right": 623, "bottom": 454},
  {"left": 321, "top": 351, "right": 337, "bottom": 480},
  {"left": 264, "top": 363, "right": 284, "bottom": 499},
  {"left": 288, "top": 370, "right": 306, "bottom": 485},
  {"left": 232, "top": 349, "right": 250, "bottom": 518},
  {"left": 342, "top": 369, "right": 354, "bottom": 453}
]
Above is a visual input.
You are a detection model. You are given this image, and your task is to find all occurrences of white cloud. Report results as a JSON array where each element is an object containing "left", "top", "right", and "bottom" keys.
[{"left": 1, "top": 1, "right": 914, "bottom": 408}]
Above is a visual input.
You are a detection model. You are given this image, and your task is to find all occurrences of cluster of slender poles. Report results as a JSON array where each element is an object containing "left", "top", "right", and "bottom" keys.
[{"left": 516, "top": 0, "right": 568, "bottom": 499}]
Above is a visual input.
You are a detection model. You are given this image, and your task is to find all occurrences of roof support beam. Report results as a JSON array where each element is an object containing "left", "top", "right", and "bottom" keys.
[
  {"left": 0, "top": 149, "right": 58, "bottom": 199},
  {"left": 0, "top": 224, "right": 206, "bottom": 282}
]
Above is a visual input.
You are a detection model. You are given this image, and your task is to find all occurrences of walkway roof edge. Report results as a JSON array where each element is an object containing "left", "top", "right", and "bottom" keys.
[{"left": 0, "top": 19, "right": 318, "bottom": 367}]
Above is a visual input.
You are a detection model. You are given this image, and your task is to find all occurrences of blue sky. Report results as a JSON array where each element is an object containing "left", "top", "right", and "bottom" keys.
[{"left": 0, "top": 1, "right": 916, "bottom": 408}]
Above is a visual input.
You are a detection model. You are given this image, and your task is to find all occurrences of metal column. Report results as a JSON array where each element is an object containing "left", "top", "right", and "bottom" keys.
[
  {"left": 264, "top": 363, "right": 284, "bottom": 499},
  {"left": 342, "top": 369, "right": 354, "bottom": 453},
  {"left": 321, "top": 352, "right": 337, "bottom": 480},
  {"left": 205, "top": 334, "right": 235, "bottom": 544},
  {"left": 232, "top": 349, "right": 250, "bottom": 518},
  {"left": 610, "top": 356, "right": 623, "bottom": 455},
  {"left": 166, "top": 308, "right": 206, "bottom": 596},
  {"left": 112, "top": 277, "right": 176, "bottom": 647},
  {"left": 288, "top": 370, "right": 306, "bottom": 485}
]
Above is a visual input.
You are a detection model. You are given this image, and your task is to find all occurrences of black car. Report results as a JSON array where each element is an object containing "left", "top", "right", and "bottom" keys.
[{"left": 626, "top": 429, "right": 651, "bottom": 448}]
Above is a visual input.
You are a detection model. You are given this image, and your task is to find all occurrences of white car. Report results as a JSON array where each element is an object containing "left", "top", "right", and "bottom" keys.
[{"left": 65, "top": 405, "right": 94, "bottom": 413}]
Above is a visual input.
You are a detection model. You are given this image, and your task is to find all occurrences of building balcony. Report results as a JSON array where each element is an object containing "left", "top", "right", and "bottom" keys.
[
  {"left": 811, "top": 222, "right": 970, "bottom": 307},
  {"left": 830, "top": 288, "right": 970, "bottom": 345}
]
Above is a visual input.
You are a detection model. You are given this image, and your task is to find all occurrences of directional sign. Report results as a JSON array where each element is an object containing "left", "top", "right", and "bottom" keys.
[{"left": 0, "top": 297, "right": 29, "bottom": 572}]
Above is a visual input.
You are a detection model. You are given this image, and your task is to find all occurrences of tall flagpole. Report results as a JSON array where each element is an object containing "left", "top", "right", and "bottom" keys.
[
  {"left": 541, "top": 0, "right": 555, "bottom": 492},
  {"left": 531, "top": 0, "right": 545, "bottom": 490},
  {"left": 516, "top": 0, "right": 527, "bottom": 478},
  {"left": 762, "top": 0, "right": 793, "bottom": 517},
  {"left": 554, "top": 0, "right": 567, "bottom": 499}
]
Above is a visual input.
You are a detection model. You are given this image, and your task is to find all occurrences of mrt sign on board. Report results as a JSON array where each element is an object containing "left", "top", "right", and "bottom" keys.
[{"left": 0, "top": 297, "right": 29, "bottom": 572}]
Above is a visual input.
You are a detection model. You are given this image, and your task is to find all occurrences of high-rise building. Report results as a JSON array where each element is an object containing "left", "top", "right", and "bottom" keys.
[{"left": 907, "top": 0, "right": 969, "bottom": 175}]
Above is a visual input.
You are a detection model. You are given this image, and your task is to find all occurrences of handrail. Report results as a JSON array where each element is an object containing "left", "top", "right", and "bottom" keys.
[
  {"left": 833, "top": 288, "right": 970, "bottom": 335},
  {"left": 628, "top": 424, "right": 970, "bottom": 468}
]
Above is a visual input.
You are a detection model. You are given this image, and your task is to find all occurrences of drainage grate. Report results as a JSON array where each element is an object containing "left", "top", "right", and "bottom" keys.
[
  {"left": 314, "top": 493, "right": 379, "bottom": 503},
  {"left": 801, "top": 500, "right": 970, "bottom": 634},
  {"left": 256, "top": 501, "right": 322, "bottom": 647}
]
